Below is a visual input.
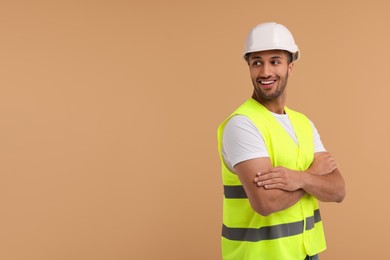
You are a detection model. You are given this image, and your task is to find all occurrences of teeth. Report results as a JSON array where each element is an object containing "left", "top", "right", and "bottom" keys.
[{"left": 260, "top": 80, "right": 274, "bottom": 84}]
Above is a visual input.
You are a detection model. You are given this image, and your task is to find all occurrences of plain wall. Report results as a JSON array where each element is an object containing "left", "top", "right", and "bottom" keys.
[{"left": 1, "top": 0, "right": 389, "bottom": 259}]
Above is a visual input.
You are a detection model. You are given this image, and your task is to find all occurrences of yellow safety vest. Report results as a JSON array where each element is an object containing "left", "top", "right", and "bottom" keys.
[{"left": 217, "top": 98, "right": 326, "bottom": 260}]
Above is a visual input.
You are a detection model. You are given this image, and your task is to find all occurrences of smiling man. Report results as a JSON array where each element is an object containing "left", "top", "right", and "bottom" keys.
[{"left": 217, "top": 22, "right": 345, "bottom": 260}]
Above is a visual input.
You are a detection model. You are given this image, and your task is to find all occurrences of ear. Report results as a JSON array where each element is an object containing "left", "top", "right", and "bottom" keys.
[{"left": 288, "top": 62, "right": 294, "bottom": 76}]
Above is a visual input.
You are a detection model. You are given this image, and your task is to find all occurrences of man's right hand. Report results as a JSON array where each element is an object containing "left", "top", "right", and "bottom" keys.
[{"left": 306, "top": 152, "right": 338, "bottom": 176}]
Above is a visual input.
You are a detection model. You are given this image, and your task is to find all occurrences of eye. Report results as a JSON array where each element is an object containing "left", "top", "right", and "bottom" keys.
[
  {"left": 271, "top": 59, "right": 282, "bottom": 65},
  {"left": 251, "top": 60, "right": 262, "bottom": 66}
]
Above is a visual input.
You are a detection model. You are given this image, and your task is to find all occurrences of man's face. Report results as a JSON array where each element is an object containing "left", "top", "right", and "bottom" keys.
[{"left": 248, "top": 50, "right": 294, "bottom": 101}]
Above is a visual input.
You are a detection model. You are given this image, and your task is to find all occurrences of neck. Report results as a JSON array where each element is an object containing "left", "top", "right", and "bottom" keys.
[{"left": 252, "top": 92, "right": 286, "bottom": 114}]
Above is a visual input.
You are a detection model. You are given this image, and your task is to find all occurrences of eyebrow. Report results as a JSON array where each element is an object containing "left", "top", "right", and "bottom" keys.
[{"left": 250, "top": 55, "right": 283, "bottom": 60}]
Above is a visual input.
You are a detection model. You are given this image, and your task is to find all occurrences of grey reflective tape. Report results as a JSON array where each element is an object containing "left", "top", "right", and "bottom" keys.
[
  {"left": 222, "top": 209, "right": 322, "bottom": 242},
  {"left": 305, "top": 209, "right": 321, "bottom": 230},
  {"left": 222, "top": 220, "right": 304, "bottom": 242},
  {"left": 224, "top": 185, "right": 247, "bottom": 198}
]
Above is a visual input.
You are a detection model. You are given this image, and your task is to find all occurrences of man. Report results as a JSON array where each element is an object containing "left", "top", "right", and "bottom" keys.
[{"left": 217, "top": 22, "right": 346, "bottom": 260}]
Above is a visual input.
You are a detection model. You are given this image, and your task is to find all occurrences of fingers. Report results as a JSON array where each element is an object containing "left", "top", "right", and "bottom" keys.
[
  {"left": 254, "top": 177, "right": 283, "bottom": 187},
  {"left": 328, "top": 158, "right": 339, "bottom": 173},
  {"left": 254, "top": 170, "right": 285, "bottom": 187},
  {"left": 313, "top": 152, "right": 339, "bottom": 175},
  {"left": 254, "top": 171, "right": 276, "bottom": 182},
  {"left": 261, "top": 183, "right": 281, "bottom": 189},
  {"left": 254, "top": 172, "right": 270, "bottom": 186},
  {"left": 331, "top": 162, "right": 338, "bottom": 173}
]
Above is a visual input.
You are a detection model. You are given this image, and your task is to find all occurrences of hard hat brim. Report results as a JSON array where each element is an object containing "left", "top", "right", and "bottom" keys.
[{"left": 244, "top": 49, "right": 300, "bottom": 62}]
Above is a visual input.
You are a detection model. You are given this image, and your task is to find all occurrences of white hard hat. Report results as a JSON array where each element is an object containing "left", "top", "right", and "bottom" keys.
[{"left": 244, "top": 22, "right": 300, "bottom": 61}]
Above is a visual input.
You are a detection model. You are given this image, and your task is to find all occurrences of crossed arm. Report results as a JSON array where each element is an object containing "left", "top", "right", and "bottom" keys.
[{"left": 234, "top": 152, "right": 346, "bottom": 216}]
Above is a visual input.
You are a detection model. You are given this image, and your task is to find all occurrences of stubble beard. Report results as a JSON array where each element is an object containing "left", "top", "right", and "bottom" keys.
[{"left": 252, "top": 73, "right": 289, "bottom": 101}]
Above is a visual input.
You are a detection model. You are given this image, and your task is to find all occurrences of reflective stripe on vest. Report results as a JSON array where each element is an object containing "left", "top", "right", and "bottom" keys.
[{"left": 222, "top": 209, "right": 322, "bottom": 242}]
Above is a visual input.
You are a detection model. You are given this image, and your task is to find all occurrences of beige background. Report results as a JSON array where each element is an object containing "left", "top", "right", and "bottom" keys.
[{"left": 0, "top": 0, "right": 389, "bottom": 259}]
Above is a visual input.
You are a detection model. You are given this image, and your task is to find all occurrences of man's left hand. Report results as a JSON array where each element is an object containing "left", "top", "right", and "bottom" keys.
[{"left": 254, "top": 167, "right": 303, "bottom": 191}]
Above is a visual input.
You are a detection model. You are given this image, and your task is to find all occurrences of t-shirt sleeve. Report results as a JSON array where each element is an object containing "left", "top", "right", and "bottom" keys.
[
  {"left": 310, "top": 120, "right": 326, "bottom": 153},
  {"left": 222, "top": 115, "right": 269, "bottom": 171}
]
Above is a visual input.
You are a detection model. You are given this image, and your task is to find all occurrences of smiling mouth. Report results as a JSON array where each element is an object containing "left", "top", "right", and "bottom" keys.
[
  {"left": 258, "top": 79, "right": 277, "bottom": 88},
  {"left": 260, "top": 80, "right": 275, "bottom": 84}
]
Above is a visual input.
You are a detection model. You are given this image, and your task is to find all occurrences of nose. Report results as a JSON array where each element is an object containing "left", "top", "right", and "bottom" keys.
[{"left": 259, "top": 64, "right": 272, "bottom": 78}]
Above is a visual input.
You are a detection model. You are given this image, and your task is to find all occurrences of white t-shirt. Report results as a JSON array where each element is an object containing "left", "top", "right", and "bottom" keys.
[{"left": 222, "top": 114, "right": 326, "bottom": 172}]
